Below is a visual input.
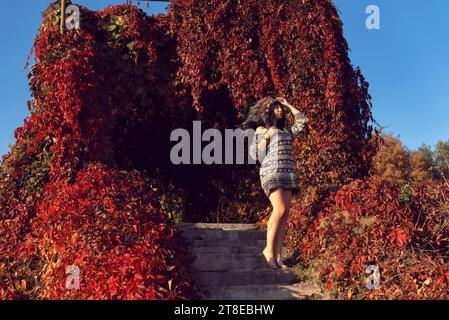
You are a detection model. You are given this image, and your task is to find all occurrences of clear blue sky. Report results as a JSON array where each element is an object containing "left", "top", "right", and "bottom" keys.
[{"left": 1, "top": 0, "right": 448, "bottom": 158}]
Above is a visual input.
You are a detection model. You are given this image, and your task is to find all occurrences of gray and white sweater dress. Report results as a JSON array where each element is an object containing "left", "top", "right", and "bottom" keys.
[{"left": 249, "top": 112, "right": 308, "bottom": 197}]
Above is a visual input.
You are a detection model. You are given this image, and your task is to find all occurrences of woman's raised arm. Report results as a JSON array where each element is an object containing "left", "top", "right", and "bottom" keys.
[
  {"left": 276, "top": 97, "right": 309, "bottom": 139},
  {"left": 288, "top": 112, "right": 308, "bottom": 138}
]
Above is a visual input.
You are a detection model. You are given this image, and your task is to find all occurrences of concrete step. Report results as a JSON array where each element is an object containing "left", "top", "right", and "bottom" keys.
[
  {"left": 189, "top": 245, "right": 260, "bottom": 254},
  {"left": 189, "top": 245, "right": 291, "bottom": 256},
  {"left": 191, "top": 268, "right": 297, "bottom": 287},
  {"left": 178, "top": 223, "right": 259, "bottom": 231},
  {"left": 199, "top": 283, "right": 324, "bottom": 300},
  {"left": 187, "top": 239, "right": 267, "bottom": 249},
  {"left": 181, "top": 229, "right": 266, "bottom": 241},
  {"left": 191, "top": 253, "right": 270, "bottom": 272},
  {"left": 177, "top": 222, "right": 325, "bottom": 300}
]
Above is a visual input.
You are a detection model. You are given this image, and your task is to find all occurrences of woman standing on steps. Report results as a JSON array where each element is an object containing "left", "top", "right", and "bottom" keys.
[{"left": 242, "top": 96, "right": 308, "bottom": 269}]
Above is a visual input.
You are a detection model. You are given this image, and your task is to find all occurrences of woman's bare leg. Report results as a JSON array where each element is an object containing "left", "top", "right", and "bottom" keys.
[
  {"left": 266, "top": 210, "right": 274, "bottom": 246},
  {"left": 275, "top": 189, "right": 292, "bottom": 267},
  {"left": 262, "top": 188, "right": 287, "bottom": 268}
]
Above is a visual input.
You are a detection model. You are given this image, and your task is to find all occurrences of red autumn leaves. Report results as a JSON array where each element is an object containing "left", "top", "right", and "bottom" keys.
[
  {"left": 288, "top": 176, "right": 449, "bottom": 299},
  {"left": 0, "top": 3, "right": 198, "bottom": 300},
  {"left": 170, "top": 0, "right": 378, "bottom": 192},
  {"left": 387, "top": 226, "right": 409, "bottom": 247},
  {"left": 1, "top": 0, "right": 446, "bottom": 301},
  {"left": 27, "top": 163, "right": 195, "bottom": 299}
]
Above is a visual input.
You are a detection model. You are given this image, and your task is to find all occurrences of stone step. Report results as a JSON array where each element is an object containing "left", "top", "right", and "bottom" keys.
[
  {"left": 191, "top": 253, "right": 269, "bottom": 272},
  {"left": 177, "top": 222, "right": 324, "bottom": 300},
  {"left": 188, "top": 245, "right": 292, "bottom": 260},
  {"left": 178, "top": 223, "right": 259, "bottom": 231},
  {"left": 199, "top": 283, "right": 324, "bottom": 300},
  {"left": 187, "top": 239, "right": 267, "bottom": 249},
  {"left": 189, "top": 245, "right": 260, "bottom": 254},
  {"left": 191, "top": 268, "right": 297, "bottom": 287},
  {"left": 181, "top": 229, "right": 266, "bottom": 241}
]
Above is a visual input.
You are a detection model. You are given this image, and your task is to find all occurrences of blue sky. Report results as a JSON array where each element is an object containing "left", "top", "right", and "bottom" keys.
[{"left": 1, "top": 0, "right": 448, "bottom": 158}]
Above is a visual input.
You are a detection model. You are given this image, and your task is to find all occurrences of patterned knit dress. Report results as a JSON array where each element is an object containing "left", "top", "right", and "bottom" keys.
[{"left": 249, "top": 112, "right": 308, "bottom": 198}]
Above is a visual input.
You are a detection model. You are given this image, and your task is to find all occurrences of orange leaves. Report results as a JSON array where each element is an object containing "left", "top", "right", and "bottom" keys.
[
  {"left": 335, "top": 263, "right": 345, "bottom": 277},
  {"left": 387, "top": 226, "right": 409, "bottom": 247},
  {"left": 325, "top": 279, "right": 333, "bottom": 290},
  {"left": 373, "top": 133, "right": 412, "bottom": 185},
  {"left": 435, "top": 269, "right": 449, "bottom": 287}
]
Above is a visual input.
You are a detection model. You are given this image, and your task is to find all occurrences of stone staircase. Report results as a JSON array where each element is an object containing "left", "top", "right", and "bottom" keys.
[{"left": 178, "top": 223, "right": 326, "bottom": 300}]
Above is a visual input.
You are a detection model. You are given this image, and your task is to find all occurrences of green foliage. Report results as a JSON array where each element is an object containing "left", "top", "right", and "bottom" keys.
[{"left": 434, "top": 140, "right": 449, "bottom": 179}]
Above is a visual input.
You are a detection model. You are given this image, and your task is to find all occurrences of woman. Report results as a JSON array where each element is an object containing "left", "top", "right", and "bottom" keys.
[{"left": 243, "top": 96, "right": 308, "bottom": 269}]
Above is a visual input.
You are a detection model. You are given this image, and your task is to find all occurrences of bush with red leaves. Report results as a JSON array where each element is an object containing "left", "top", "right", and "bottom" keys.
[
  {"left": 0, "top": 2, "right": 197, "bottom": 299},
  {"left": 168, "top": 0, "right": 379, "bottom": 201},
  {"left": 288, "top": 176, "right": 449, "bottom": 299},
  {"left": 25, "top": 163, "right": 194, "bottom": 299},
  {"left": 0, "top": 0, "right": 382, "bottom": 299}
]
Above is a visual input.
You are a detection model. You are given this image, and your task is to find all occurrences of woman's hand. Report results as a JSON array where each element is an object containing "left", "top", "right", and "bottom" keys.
[{"left": 276, "top": 96, "right": 293, "bottom": 109}]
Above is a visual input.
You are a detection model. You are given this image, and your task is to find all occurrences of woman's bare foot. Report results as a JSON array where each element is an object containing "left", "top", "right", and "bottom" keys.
[
  {"left": 261, "top": 247, "right": 278, "bottom": 269},
  {"left": 276, "top": 258, "right": 288, "bottom": 269}
]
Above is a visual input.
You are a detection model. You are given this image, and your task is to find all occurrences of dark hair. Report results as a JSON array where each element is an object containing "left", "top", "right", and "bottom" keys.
[
  {"left": 262, "top": 100, "right": 286, "bottom": 129},
  {"left": 236, "top": 97, "right": 286, "bottom": 130}
]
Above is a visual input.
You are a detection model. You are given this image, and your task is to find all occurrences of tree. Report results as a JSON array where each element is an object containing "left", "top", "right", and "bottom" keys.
[
  {"left": 417, "top": 144, "right": 435, "bottom": 169},
  {"left": 409, "top": 150, "right": 432, "bottom": 183},
  {"left": 434, "top": 140, "right": 449, "bottom": 180},
  {"left": 373, "top": 132, "right": 410, "bottom": 185}
]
